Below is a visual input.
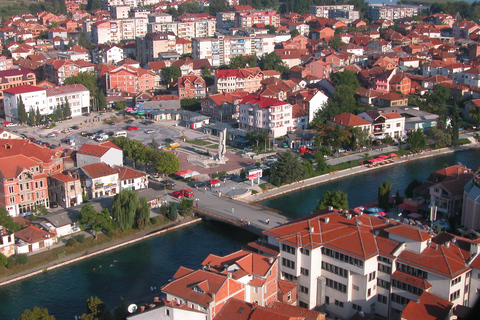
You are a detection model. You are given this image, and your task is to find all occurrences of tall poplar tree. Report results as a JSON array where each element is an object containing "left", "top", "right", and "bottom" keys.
[{"left": 17, "top": 97, "right": 27, "bottom": 124}]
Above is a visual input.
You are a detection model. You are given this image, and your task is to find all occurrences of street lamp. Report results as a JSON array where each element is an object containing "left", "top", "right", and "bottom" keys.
[{"left": 231, "top": 187, "right": 235, "bottom": 200}]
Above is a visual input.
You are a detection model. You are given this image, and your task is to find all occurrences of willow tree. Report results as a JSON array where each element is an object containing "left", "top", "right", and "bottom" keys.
[
  {"left": 135, "top": 197, "right": 150, "bottom": 229},
  {"left": 378, "top": 181, "right": 392, "bottom": 211},
  {"left": 111, "top": 191, "right": 138, "bottom": 231}
]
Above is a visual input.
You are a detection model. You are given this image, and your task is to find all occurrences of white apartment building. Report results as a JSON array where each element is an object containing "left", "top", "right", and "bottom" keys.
[
  {"left": 367, "top": 4, "right": 418, "bottom": 21},
  {"left": 76, "top": 141, "right": 124, "bottom": 168},
  {"left": 92, "top": 45, "right": 125, "bottom": 64},
  {"left": 357, "top": 110, "right": 405, "bottom": 139},
  {"left": 148, "top": 12, "right": 173, "bottom": 24},
  {"left": 238, "top": 94, "right": 293, "bottom": 138},
  {"left": 91, "top": 18, "right": 148, "bottom": 44},
  {"left": 102, "top": 0, "right": 138, "bottom": 10},
  {"left": 263, "top": 209, "right": 477, "bottom": 320},
  {"left": 147, "top": 19, "right": 216, "bottom": 40},
  {"left": 192, "top": 34, "right": 275, "bottom": 66},
  {"left": 81, "top": 163, "right": 120, "bottom": 199},
  {"left": 3, "top": 85, "right": 47, "bottom": 122},
  {"left": 310, "top": 5, "right": 354, "bottom": 18},
  {"left": 46, "top": 84, "right": 90, "bottom": 117}
]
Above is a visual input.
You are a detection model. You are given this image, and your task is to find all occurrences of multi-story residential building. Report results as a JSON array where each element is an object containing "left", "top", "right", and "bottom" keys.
[
  {"left": 114, "top": 166, "right": 148, "bottom": 191},
  {"left": 81, "top": 162, "right": 119, "bottom": 199},
  {"left": 110, "top": 5, "right": 129, "bottom": 19},
  {"left": 329, "top": 9, "right": 360, "bottom": 20},
  {"left": 0, "top": 55, "right": 13, "bottom": 71},
  {"left": 46, "top": 84, "right": 91, "bottom": 117},
  {"left": 201, "top": 90, "right": 248, "bottom": 122},
  {"left": 367, "top": 4, "right": 418, "bottom": 21},
  {"left": 287, "top": 88, "right": 329, "bottom": 123},
  {"left": 263, "top": 209, "right": 476, "bottom": 319},
  {"left": 101, "top": 0, "right": 138, "bottom": 11},
  {"left": 234, "top": 9, "right": 280, "bottom": 28},
  {"left": 177, "top": 75, "right": 206, "bottom": 99},
  {"left": 463, "top": 173, "right": 480, "bottom": 231},
  {"left": 0, "top": 68, "right": 36, "bottom": 116},
  {"left": 310, "top": 5, "right": 354, "bottom": 18},
  {"left": 3, "top": 85, "right": 47, "bottom": 123},
  {"left": 91, "top": 18, "right": 148, "bottom": 44},
  {"left": 357, "top": 110, "right": 405, "bottom": 139},
  {"left": 192, "top": 34, "right": 275, "bottom": 66},
  {"left": 452, "top": 21, "right": 480, "bottom": 39},
  {"left": 328, "top": 112, "right": 373, "bottom": 133},
  {"left": 57, "top": 45, "right": 90, "bottom": 62},
  {"left": 147, "top": 17, "right": 216, "bottom": 40},
  {"left": 76, "top": 141, "right": 123, "bottom": 168},
  {"left": 215, "top": 68, "right": 264, "bottom": 93},
  {"left": 92, "top": 44, "right": 125, "bottom": 64},
  {"left": 238, "top": 94, "right": 293, "bottom": 138},
  {"left": 136, "top": 32, "right": 176, "bottom": 65},
  {"left": 48, "top": 172, "right": 83, "bottom": 208},
  {"left": 0, "top": 154, "right": 50, "bottom": 216},
  {"left": 44, "top": 59, "right": 95, "bottom": 85},
  {"left": 104, "top": 65, "right": 156, "bottom": 93}
]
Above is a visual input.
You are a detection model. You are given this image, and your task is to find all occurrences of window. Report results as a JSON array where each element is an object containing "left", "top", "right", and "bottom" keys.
[
  {"left": 325, "top": 296, "right": 329, "bottom": 305},
  {"left": 334, "top": 300, "right": 344, "bottom": 307},
  {"left": 322, "top": 247, "right": 363, "bottom": 268},
  {"left": 396, "top": 263, "right": 427, "bottom": 279},
  {"left": 282, "top": 244, "right": 295, "bottom": 254},
  {"left": 254, "top": 287, "right": 258, "bottom": 293},
  {"left": 326, "top": 278, "right": 347, "bottom": 293},
  {"left": 165, "top": 309, "right": 170, "bottom": 316},
  {"left": 352, "top": 304, "right": 362, "bottom": 311},
  {"left": 392, "top": 279, "right": 423, "bottom": 295},
  {"left": 391, "top": 293, "right": 410, "bottom": 306},
  {"left": 322, "top": 261, "right": 348, "bottom": 278},
  {"left": 300, "top": 285, "right": 309, "bottom": 294},
  {"left": 282, "top": 258, "right": 295, "bottom": 269},
  {"left": 368, "top": 271, "right": 376, "bottom": 282},
  {"left": 283, "top": 272, "right": 297, "bottom": 281},
  {"left": 452, "top": 276, "right": 461, "bottom": 286},
  {"left": 450, "top": 289, "right": 460, "bottom": 302},
  {"left": 299, "top": 301, "right": 308, "bottom": 308},
  {"left": 377, "top": 278, "right": 391, "bottom": 290},
  {"left": 378, "top": 264, "right": 391, "bottom": 274},
  {"left": 287, "top": 292, "right": 291, "bottom": 301},
  {"left": 300, "top": 248, "right": 309, "bottom": 256},
  {"left": 353, "top": 285, "right": 359, "bottom": 291},
  {"left": 301, "top": 267, "right": 309, "bottom": 276},
  {"left": 377, "top": 294, "right": 387, "bottom": 304},
  {"left": 8, "top": 186, "right": 13, "bottom": 194},
  {"left": 367, "top": 288, "right": 371, "bottom": 297}
]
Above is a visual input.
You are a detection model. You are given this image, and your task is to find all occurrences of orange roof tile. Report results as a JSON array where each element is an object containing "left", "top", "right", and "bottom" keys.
[{"left": 402, "top": 292, "right": 452, "bottom": 320}]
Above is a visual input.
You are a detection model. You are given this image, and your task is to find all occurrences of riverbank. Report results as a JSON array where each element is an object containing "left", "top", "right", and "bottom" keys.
[
  {"left": 0, "top": 216, "right": 201, "bottom": 287},
  {"left": 246, "top": 141, "right": 479, "bottom": 203}
]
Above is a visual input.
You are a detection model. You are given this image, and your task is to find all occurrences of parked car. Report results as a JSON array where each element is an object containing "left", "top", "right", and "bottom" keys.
[
  {"left": 127, "top": 126, "right": 139, "bottom": 131},
  {"left": 45, "top": 132, "right": 58, "bottom": 138},
  {"left": 62, "top": 127, "right": 73, "bottom": 133},
  {"left": 3, "top": 121, "right": 16, "bottom": 127},
  {"left": 161, "top": 180, "right": 175, "bottom": 189},
  {"left": 71, "top": 125, "right": 79, "bottom": 130},
  {"left": 146, "top": 129, "right": 156, "bottom": 134},
  {"left": 126, "top": 119, "right": 134, "bottom": 124},
  {"left": 94, "top": 113, "right": 105, "bottom": 118},
  {"left": 108, "top": 121, "right": 115, "bottom": 125},
  {"left": 80, "top": 131, "right": 88, "bottom": 137},
  {"left": 192, "top": 181, "right": 205, "bottom": 188},
  {"left": 264, "top": 156, "right": 277, "bottom": 162},
  {"left": 20, "top": 134, "right": 28, "bottom": 139},
  {"left": 183, "top": 189, "right": 194, "bottom": 198},
  {"left": 50, "top": 203, "right": 58, "bottom": 208},
  {"left": 29, "top": 137, "right": 37, "bottom": 142},
  {"left": 172, "top": 190, "right": 184, "bottom": 198},
  {"left": 165, "top": 138, "right": 174, "bottom": 143}
]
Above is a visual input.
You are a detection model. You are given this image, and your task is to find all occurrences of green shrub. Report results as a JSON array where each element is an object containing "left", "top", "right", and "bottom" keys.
[
  {"left": 66, "top": 238, "right": 76, "bottom": 247},
  {"left": 0, "top": 253, "right": 7, "bottom": 267},
  {"left": 15, "top": 254, "right": 29, "bottom": 265},
  {"left": 76, "top": 234, "right": 85, "bottom": 243}
]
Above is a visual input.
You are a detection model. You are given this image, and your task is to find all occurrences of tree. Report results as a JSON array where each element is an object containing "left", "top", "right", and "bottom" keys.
[
  {"left": 77, "top": 204, "right": 110, "bottom": 239},
  {"left": 315, "top": 123, "right": 351, "bottom": 151},
  {"left": 229, "top": 55, "right": 248, "bottom": 69},
  {"left": 154, "top": 151, "right": 180, "bottom": 174},
  {"left": 265, "top": 24, "right": 276, "bottom": 34},
  {"left": 27, "top": 110, "right": 35, "bottom": 126},
  {"left": 86, "top": 0, "right": 101, "bottom": 12},
  {"left": 114, "top": 101, "right": 126, "bottom": 110},
  {"left": 405, "top": 179, "right": 422, "bottom": 198},
  {"left": 111, "top": 191, "right": 138, "bottom": 231},
  {"left": 302, "top": 160, "right": 314, "bottom": 177},
  {"left": 18, "top": 307, "right": 55, "bottom": 320},
  {"left": 17, "top": 97, "right": 27, "bottom": 124},
  {"left": 245, "top": 129, "right": 269, "bottom": 149},
  {"left": 269, "top": 151, "right": 305, "bottom": 186},
  {"left": 63, "top": 99, "right": 71, "bottom": 119},
  {"left": 35, "top": 107, "right": 41, "bottom": 125},
  {"left": 425, "top": 84, "right": 450, "bottom": 115},
  {"left": 0, "top": 252, "right": 7, "bottom": 267},
  {"left": 317, "top": 190, "right": 349, "bottom": 210},
  {"left": 64, "top": 72, "right": 99, "bottom": 100},
  {"left": 135, "top": 197, "right": 151, "bottom": 229},
  {"left": 330, "top": 70, "right": 360, "bottom": 89},
  {"left": 407, "top": 129, "right": 427, "bottom": 152},
  {"left": 180, "top": 98, "right": 201, "bottom": 111},
  {"left": 328, "top": 37, "right": 345, "bottom": 50},
  {"left": 426, "top": 126, "right": 451, "bottom": 148},
  {"left": 378, "top": 180, "right": 392, "bottom": 210},
  {"left": 97, "top": 91, "right": 107, "bottom": 110},
  {"left": 0, "top": 208, "right": 21, "bottom": 231},
  {"left": 290, "top": 29, "right": 300, "bottom": 37},
  {"left": 178, "top": 198, "right": 193, "bottom": 216},
  {"left": 81, "top": 296, "right": 108, "bottom": 320},
  {"left": 351, "top": 127, "right": 371, "bottom": 148},
  {"left": 161, "top": 65, "right": 181, "bottom": 86},
  {"left": 258, "top": 52, "right": 289, "bottom": 75},
  {"left": 167, "top": 202, "right": 178, "bottom": 221}
]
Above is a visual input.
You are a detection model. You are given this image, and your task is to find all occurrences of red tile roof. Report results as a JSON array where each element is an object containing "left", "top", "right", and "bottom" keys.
[
  {"left": 330, "top": 112, "right": 371, "bottom": 127},
  {"left": 401, "top": 292, "right": 452, "bottom": 320},
  {"left": 391, "top": 270, "right": 432, "bottom": 290},
  {"left": 15, "top": 225, "right": 55, "bottom": 244},
  {"left": 3, "top": 85, "right": 45, "bottom": 95},
  {"left": 0, "top": 154, "right": 42, "bottom": 179},
  {"left": 241, "top": 94, "right": 288, "bottom": 108},
  {"left": 81, "top": 162, "right": 118, "bottom": 179},
  {"left": 50, "top": 172, "right": 76, "bottom": 183},
  {"left": 114, "top": 166, "right": 145, "bottom": 180},
  {"left": 46, "top": 84, "right": 89, "bottom": 96},
  {"left": 77, "top": 141, "right": 121, "bottom": 158},
  {"left": 0, "top": 139, "right": 61, "bottom": 165},
  {"left": 386, "top": 224, "right": 431, "bottom": 242}
]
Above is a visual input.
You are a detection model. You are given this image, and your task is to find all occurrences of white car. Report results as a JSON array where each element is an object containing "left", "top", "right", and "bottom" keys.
[
  {"left": 5, "top": 122, "right": 17, "bottom": 127},
  {"left": 146, "top": 129, "right": 156, "bottom": 134}
]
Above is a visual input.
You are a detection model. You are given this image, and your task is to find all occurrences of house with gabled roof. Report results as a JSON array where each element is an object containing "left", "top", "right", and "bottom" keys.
[
  {"left": 328, "top": 112, "right": 372, "bottom": 133},
  {"left": 76, "top": 141, "right": 123, "bottom": 168},
  {"left": 15, "top": 225, "right": 57, "bottom": 254},
  {"left": 113, "top": 165, "right": 148, "bottom": 191},
  {"left": 48, "top": 172, "right": 82, "bottom": 209},
  {"left": 161, "top": 268, "right": 245, "bottom": 320},
  {"left": 177, "top": 75, "right": 206, "bottom": 99},
  {"left": 357, "top": 109, "right": 405, "bottom": 139},
  {"left": 201, "top": 90, "right": 248, "bottom": 123},
  {"left": 80, "top": 162, "right": 119, "bottom": 199},
  {"left": 215, "top": 68, "right": 264, "bottom": 94}
]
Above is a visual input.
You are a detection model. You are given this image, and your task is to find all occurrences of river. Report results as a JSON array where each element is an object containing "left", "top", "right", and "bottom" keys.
[{"left": 0, "top": 149, "right": 479, "bottom": 320}]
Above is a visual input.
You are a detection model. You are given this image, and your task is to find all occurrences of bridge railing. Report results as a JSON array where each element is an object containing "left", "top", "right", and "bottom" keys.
[{"left": 193, "top": 207, "right": 265, "bottom": 235}]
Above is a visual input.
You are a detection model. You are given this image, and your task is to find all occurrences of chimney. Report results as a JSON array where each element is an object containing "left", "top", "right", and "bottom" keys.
[
  {"left": 327, "top": 206, "right": 333, "bottom": 211},
  {"left": 324, "top": 217, "right": 330, "bottom": 224},
  {"left": 346, "top": 213, "right": 352, "bottom": 220},
  {"left": 445, "top": 241, "right": 450, "bottom": 248},
  {"left": 435, "top": 244, "right": 438, "bottom": 251},
  {"left": 269, "top": 257, "right": 274, "bottom": 264},
  {"left": 309, "top": 227, "right": 314, "bottom": 233}
]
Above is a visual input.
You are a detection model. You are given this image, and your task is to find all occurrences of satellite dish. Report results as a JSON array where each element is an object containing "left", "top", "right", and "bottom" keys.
[{"left": 127, "top": 304, "right": 138, "bottom": 313}]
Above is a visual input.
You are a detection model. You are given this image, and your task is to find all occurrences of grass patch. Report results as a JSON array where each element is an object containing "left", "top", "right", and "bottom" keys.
[
  {"left": 259, "top": 182, "right": 275, "bottom": 190},
  {"left": 0, "top": 216, "right": 172, "bottom": 278},
  {"left": 207, "top": 144, "right": 219, "bottom": 149},
  {"left": 251, "top": 190, "right": 259, "bottom": 195},
  {"left": 457, "top": 138, "right": 471, "bottom": 145},
  {"left": 188, "top": 139, "right": 211, "bottom": 146}
]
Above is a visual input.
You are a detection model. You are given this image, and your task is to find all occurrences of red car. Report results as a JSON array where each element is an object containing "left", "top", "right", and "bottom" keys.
[
  {"left": 127, "top": 126, "right": 139, "bottom": 131},
  {"left": 172, "top": 190, "right": 184, "bottom": 198},
  {"left": 183, "top": 188, "right": 194, "bottom": 198}
]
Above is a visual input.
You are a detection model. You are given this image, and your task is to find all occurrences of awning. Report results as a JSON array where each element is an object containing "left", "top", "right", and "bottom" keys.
[
  {"left": 378, "top": 154, "right": 389, "bottom": 159},
  {"left": 398, "top": 203, "right": 419, "bottom": 212},
  {"left": 174, "top": 169, "right": 199, "bottom": 179},
  {"left": 388, "top": 153, "right": 398, "bottom": 157},
  {"left": 208, "top": 179, "right": 221, "bottom": 185},
  {"left": 368, "top": 158, "right": 381, "bottom": 163},
  {"left": 365, "top": 207, "right": 384, "bottom": 213},
  {"left": 408, "top": 212, "right": 423, "bottom": 219}
]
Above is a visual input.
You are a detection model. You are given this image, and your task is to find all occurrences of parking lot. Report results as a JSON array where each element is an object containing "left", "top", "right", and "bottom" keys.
[{"left": 4, "top": 111, "right": 186, "bottom": 149}]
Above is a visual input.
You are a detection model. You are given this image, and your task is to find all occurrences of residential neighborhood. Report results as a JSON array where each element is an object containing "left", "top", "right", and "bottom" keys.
[{"left": 2, "top": 1, "right": 480, "bottom": 320}]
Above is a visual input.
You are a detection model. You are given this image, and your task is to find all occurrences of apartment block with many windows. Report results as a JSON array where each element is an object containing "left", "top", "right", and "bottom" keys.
[{"left": 263, "top": 209, "right": 477, "bottom": 319}]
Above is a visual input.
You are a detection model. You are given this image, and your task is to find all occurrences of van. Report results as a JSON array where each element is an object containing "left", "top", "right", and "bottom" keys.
[{"left": 114, "top": 131, "right": 127, "bottom": 137}]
